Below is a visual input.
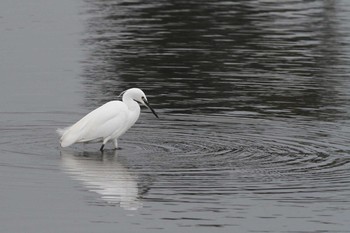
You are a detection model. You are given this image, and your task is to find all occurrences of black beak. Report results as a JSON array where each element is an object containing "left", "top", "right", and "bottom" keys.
[{"left": 144, "top": 100, "right": 159, "bottom": 119}]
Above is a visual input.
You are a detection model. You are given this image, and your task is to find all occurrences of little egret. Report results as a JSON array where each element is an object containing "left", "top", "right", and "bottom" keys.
[{"left": 57, "top": 88, "right": 159, "bottom": 151}]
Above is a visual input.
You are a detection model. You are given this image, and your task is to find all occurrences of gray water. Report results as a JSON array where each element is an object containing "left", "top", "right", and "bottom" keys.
[{"left": 1, "top": 0, "right": 350, "bottom": 232}]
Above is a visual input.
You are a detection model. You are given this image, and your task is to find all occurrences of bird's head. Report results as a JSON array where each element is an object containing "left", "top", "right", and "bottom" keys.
[{"left": 123, "top": 88, "right": 159, "bottom": 119}]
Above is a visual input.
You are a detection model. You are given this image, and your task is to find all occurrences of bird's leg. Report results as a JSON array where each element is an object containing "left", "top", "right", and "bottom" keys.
[
  {"left": 99, "top": 144, "right": 105, "bottom": 152},
  {"left": 113, "top": 139, "right": 119, "bottom": 150}
]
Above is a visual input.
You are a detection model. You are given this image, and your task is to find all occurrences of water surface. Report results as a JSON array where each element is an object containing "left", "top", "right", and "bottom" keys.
[{"left": 1, "top": 0, "right": 350, "bottom": 232}]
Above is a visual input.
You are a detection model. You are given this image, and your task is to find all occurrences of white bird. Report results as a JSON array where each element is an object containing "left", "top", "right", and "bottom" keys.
[{"left": 57, "top": 88, "right": 159, "bottom": 151}]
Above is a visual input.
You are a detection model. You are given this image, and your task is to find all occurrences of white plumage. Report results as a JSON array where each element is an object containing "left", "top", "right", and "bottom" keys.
[{"left": 57, "top": 88, "right": 158, "bottom": 151}]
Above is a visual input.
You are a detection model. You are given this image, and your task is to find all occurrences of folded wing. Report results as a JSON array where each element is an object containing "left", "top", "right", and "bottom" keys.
[{"left": 58, "top": 101, "right": 128, "bottom": 147}]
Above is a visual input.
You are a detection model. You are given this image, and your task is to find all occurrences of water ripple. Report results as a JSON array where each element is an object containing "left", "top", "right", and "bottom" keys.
[
  {"left": 2, "top": 112, "right": 349, "bottom": 203},
  {"left": 115, "top": 114, "right": 350, "bottom": 200}
]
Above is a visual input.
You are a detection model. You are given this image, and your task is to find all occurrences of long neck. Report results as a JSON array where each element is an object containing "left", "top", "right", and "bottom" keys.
[
  {"left": 122, "top": 94, "right": 141, "bottom": 126},
  {"left": 123, "top": 93, "right": 140, "bottom": 112}
]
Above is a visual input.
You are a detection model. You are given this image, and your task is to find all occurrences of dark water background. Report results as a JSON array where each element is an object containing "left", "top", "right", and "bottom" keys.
[{"left": 1, "top": 0, "right": 350, "bottom": 232}]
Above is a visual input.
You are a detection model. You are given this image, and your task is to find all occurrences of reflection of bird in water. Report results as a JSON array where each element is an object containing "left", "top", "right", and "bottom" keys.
[
  {"left": 60, "top": 150, "right": 142, "bottom": 210},
  {"left": 57, "top": 88, "right": 159, "bottom": 151}
]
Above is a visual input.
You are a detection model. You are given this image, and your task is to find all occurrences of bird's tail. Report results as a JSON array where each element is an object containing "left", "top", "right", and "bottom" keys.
[
  {"left": 57, "top": 127, "right": 77, "bottom": 147},
  {"left": 56, "top": 128, "right": 67, "bottom": 137}
]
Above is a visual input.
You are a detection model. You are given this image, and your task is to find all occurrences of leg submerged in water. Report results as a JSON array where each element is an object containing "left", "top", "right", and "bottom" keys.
[
  {"left": 113, "top": 139, "right": 118, "bottom": 150},
  {"left": 99, "top": 144, "right": 105, "bottom": 152}
]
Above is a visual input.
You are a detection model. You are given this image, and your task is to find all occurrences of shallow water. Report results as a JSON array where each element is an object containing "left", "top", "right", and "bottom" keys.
[{"left": 1, "top": 0, "right": 350, "bottom": 232}]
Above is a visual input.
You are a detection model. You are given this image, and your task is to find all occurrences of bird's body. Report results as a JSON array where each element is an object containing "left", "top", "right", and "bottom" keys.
[{"left": 57, "top": 88, "right": 158, "bottom": 151}]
